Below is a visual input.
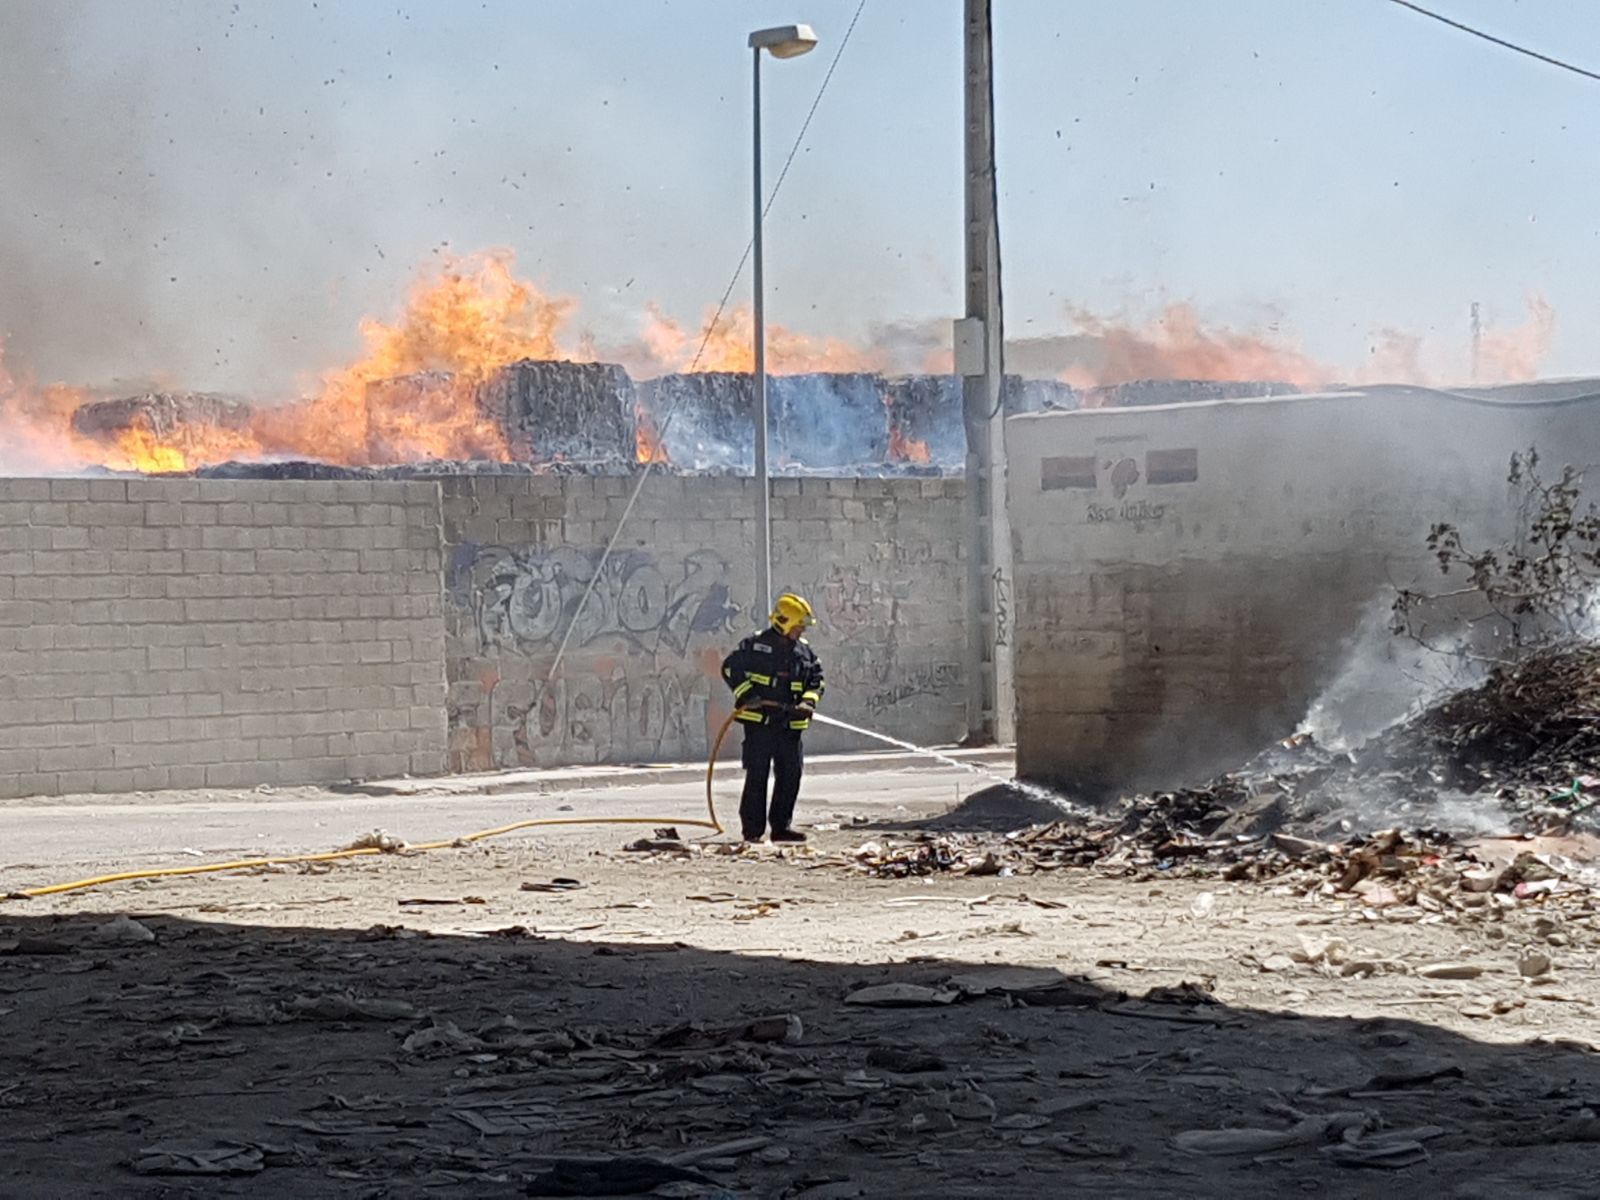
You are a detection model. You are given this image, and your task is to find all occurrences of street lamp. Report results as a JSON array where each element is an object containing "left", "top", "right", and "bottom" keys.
[{"left": 748, "top": 23, "right": 818, "bottom": 620}]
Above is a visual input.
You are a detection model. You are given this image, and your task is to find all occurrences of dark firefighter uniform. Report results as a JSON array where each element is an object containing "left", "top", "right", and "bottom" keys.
[{"left": 721, "top": 593, "right": 824, "bottom": 843}]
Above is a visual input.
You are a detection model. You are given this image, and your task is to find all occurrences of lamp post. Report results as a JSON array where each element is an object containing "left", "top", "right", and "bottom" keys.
[{"left": 747, "top": 23, "right": 818, "bottom": 619}]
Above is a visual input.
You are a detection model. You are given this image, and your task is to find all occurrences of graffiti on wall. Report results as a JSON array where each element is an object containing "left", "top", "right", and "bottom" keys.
[
  {"left": 865, "top": 662, "right": 962, "bottom": 716},
  {"left": 823, "top": 562, "right": 898, "bottom": 643},
  {"left": 456, "top": 544, "right": 741, "bottom": 657},
  {"left": 452, "top": 655, "right": 723, "bottom": 770},
  {"left": 447, "top": 531, "right": 966, "bottom": 768},
  {"left": 992, "top": 566, "right": 1011, "bottom": 649}
]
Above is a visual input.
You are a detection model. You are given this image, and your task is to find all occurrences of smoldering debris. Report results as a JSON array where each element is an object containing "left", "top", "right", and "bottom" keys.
[
  {"left": 861, "top": 641, "right": 1600, "bottom": 902},
  {"left": 1181, "top": 641, "right": 1600, "bottom": 841},
  {"left": 926, "top": 784, "right": 1075, "bottom": 832}
]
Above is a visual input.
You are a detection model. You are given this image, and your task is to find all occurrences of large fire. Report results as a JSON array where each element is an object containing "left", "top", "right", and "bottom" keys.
[
  {"left": 3, "top": 252, "right": 585, "bottom": 475},
  {"left": 0, "top": 247, "right": 1565, "bottom": 476},
  {"left": 261, "top": 253, "right": 578, "bottom": 466}
]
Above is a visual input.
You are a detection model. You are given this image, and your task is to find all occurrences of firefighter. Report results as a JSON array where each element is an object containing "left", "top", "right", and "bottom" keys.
[{"left": 721, "top": 592, "right": 825, "bottom": 844}]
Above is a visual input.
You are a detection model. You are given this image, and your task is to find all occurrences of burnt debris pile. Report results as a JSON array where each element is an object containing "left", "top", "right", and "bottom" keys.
[
  {"left": 1178, "top": 641, "right": 1600, "bottom": 841},
  {"left": 1369, "top": 643, "right": 1600, "bottom": 797},
  {"left": 866, "top": 641, "right": 1600, "bottom": 901}
]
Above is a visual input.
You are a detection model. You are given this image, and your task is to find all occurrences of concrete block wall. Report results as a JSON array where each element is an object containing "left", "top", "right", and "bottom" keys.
[
  {"left": 442, "top": 474, "right": 968, "bottom": 771},
  {"left": 1006, "top": 388, "right": 1600, "bottom": 795},
  {"left": 0, "top": 477, "right": 448, "bottom": 799}
]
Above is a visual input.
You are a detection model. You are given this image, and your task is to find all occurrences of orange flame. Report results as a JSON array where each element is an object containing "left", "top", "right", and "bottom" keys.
[
  {"left": 638, "top": 304, "right": 887, "bottom": 376},
  {"left": 1061, "top": 303, "right": 1330, "bottom": 393},
  {"left": 1478, "top": 295, "right": 1555, "bottom": 383},
  {"left": 258, "top": 250, "right": 578, "bottom": 465},
  {"left": 888, "top": 424, "right": 931, "bottom": 465},
  {"left": 634, "top": 402, "right": 670, "bottom": 464},
  {"left": 0, "top": 350, "right": 99, "bottom": 472},
  {"left": 1057, "top": 296, "right": 1556, "bottom": 398},
  {"left": 0, "top": 245, "right": 1567, "bottom": 476}
]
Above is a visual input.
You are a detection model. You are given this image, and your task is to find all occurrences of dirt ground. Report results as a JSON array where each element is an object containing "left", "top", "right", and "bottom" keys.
[{"left": 4, "top": 787, "right": 1600, "bottom": 1198}]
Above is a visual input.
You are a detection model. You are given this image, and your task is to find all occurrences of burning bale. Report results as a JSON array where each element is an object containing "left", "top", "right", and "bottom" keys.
[
  {"left": 358, "top": 371, "right": 508, "bottom": 465},
  {"left": 771, "top": 372, "right": 889, "bottom": 469},
  {"left": 637, "top": 372, "right": 753, "bottom": 472},
  {"left": 478, "top": 359, "right": 636, "bottom": 466},
  {"left": 637, "top": 371, "right": 963, "bottom": 473},
  {"left": 70, "top": 391, "right": 256, "bottom": 469},
  {"left": 884, "top": 376, "right": 961, "bottom": 466}
]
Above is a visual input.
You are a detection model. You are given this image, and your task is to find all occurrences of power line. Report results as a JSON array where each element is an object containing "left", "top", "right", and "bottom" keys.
[
  {"left": 1389, "top": 0, "right": 1600, "bottom": 83},
  {"left": 541, "top": 0, "right": 870, "bottom": 686}
]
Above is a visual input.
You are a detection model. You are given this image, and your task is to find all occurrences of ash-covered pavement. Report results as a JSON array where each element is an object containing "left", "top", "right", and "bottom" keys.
[
  {"left": 0, "top": 765, "right": 998, "bottom": 888},
  {"left": 5, "top": 763, "right": 1600, "bottom": 1198}
]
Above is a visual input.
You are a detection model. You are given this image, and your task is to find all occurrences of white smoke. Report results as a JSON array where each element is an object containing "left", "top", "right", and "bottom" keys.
[{"left": 1298, "top": 597, "right": 1485, "bottom": 753}]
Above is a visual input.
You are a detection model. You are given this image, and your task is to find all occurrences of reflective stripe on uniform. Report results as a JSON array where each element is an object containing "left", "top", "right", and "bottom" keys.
[
  {"left": 735, "top": 709, "right": 766, "bottom": 723},
  {"left": 746, "top": 672, "right": 774, "bottom": 686},
  {"left": 732, "top": 680, "right": 754, "bottom": 700},
  {"left": 790, "top": 681, "right": 805, "bottom": 692},
  {"left": 788, "top": 719, "right": 810, "bottom": 730},
  {"left": 800, "top": 690, "right": 820, "bottom": 705}
]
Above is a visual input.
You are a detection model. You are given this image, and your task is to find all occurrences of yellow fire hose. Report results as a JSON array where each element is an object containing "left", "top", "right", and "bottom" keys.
[{"left": 2, "top": 709, "right": 757, "bottom": 903}]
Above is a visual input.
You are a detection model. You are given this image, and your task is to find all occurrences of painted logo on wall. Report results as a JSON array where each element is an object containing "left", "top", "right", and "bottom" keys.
[{"left": 1039, "top": 444, "right": 1198, "bottom": 529}]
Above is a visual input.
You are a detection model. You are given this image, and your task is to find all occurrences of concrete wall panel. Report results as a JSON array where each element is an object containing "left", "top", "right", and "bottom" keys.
[
  {"left": 0, "top": 478, "right": 449, "bottom": 798},
  {"left": 1007, "top": 389, "right": 1600, "bottom": 794}
]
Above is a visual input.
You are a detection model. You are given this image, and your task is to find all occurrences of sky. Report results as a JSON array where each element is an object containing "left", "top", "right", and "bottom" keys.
[{"left": 1, "top": 0, "right": 1597, "bottom": 395}]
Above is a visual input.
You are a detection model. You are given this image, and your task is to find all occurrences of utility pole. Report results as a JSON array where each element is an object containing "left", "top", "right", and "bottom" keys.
[{"left": 958, "top": 0, "right": 1014, "bottom": 745}]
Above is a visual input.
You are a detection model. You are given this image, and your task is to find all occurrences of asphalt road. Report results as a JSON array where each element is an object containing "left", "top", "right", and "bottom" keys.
[{"left": 0, "top": 766, "right": 993, "bottom": 885}]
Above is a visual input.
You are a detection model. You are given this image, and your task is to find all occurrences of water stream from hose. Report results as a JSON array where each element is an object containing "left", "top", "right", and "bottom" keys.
[{"left": 809, "top": 712, "right": 1091, "bottom": 817}]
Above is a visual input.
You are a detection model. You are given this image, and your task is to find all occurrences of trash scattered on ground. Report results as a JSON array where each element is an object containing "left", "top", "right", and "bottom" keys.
[
  {"left": 652, "top": 1013, "right": 804, "bottom": 1049},
  {"left": 399, "top": 895, "right": 487, "bottom": 907},
  {"left": 129, "top": 1142, "right": 265, "bottom": 1176},
  {"left": 1321, "top": 1126, "right": 1444, "bottom": 1169},
  {"left": 812, "top": 807, "right": 1600, "bottom": 922},
  {"left": 90, "top": 915, "right": 156, "bottom": 945},
  {"left": 623, "top": 829, "right": 690, "bottom": 854},
  {"left": 865, "top": 1046, "right": 946, "bottom": 1073},
  {"left": 0, "top": 936, "right": 74, "bottom": 956},
  {"left": 1519, "top": 951, "right": 1554, "bottom": 978},
  {"left": 343, "top": 829, "right": 408, "bottom": 853},
  {"left": 284, "top": 993, "right": 420, "bottom": 1022},
  {"left": 524, "top": 1156, "right": 720, "bottom": 1197},
  {"left": 844, "top": 983, "right": 959, "bottom": 1008},
  {"left": 1173, "top": 1111, "right": 1367, "bottom": 1156}
]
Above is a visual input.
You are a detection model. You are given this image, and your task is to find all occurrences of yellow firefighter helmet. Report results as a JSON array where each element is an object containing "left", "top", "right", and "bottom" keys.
[{"left": 769, "top": 592, "right": 814, "bottom": 636}]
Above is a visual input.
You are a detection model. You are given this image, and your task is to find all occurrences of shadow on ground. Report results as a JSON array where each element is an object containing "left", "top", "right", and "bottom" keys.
[{"left": 2, "top": 907, "right": 1598, "bottom": 1198}]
